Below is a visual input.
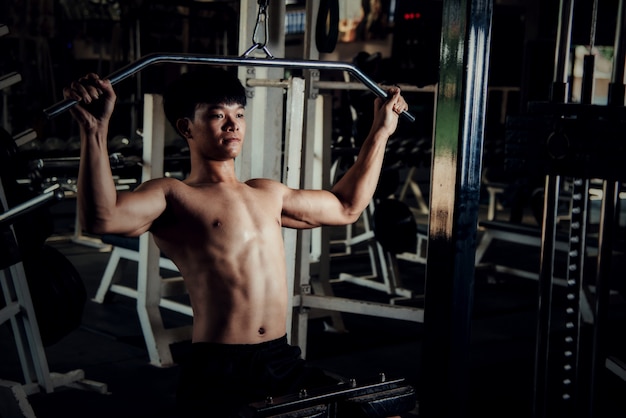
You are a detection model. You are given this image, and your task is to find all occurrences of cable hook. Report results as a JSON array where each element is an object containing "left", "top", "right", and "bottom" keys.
[{"left": 242, "top": 0, "right": 274, "bottom": 58}]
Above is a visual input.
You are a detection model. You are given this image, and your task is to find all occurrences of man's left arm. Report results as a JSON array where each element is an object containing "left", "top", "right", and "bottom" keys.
[{"left": 282, "top": 87, "right": 408, "bottom": 228}]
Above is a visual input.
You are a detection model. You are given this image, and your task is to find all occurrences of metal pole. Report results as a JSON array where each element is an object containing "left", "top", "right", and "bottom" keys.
[
  {"left": 550, "top": 0, "right": 574, "bottom": 103},
  {"left": 588, "top": 179, "right": 619, "bottom": 417},
  {"left": 0, "top": 184, "right": 64, "bottom": 227},
  {"left": 609, "top": 0, "right": 626, "bottom": 105},
  {"left": 43, "top": 53, "right": 416, "bottom": 123},
  {"left": 247, "top": 78, "right": 437, "bottom": 93},
  {"left": 421, "top": 0, "right": 493, "bottom": 416},
  {"left": 588, "top": 1, "right": 626, "bottom": 414},
  {"left": 532, "top": 1, "right": 574, "bottom": 416},
  {"left": 557, "top": 1, "right": 599, "bottom": 411}
]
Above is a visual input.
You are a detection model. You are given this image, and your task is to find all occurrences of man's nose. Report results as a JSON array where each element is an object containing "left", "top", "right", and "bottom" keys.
[{"left": 223, "top": 115, "right": 239, "bottom": 131}]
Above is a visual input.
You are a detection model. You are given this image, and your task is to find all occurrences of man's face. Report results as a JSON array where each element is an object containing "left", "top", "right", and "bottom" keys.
[{"left": 186, "top": 102, "right": 246, "bottom": 161}]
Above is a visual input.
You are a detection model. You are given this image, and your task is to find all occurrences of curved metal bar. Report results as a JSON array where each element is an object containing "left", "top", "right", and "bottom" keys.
[{"left": 43, "top": 52, "right": 416, "bottom": 123}]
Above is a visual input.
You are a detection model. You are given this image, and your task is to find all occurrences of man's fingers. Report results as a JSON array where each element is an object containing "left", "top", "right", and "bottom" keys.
[
  {"left": 392, "top": 102, "right": 408, "bottom": 114},
  {"left": 388, "top": 89, "right": 407, "bottom": 116},
  {"left": 66, "top": 77, "right": 105, "bottom": 105}
]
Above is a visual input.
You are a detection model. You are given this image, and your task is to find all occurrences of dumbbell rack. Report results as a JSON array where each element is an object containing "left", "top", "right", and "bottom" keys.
[{"left": 0, "top": 23, "right": 107, "bottom": 417}]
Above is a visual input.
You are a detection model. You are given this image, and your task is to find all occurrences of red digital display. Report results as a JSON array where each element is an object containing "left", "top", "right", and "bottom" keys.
[{"left": 403, "top": 12, "right": 422, "bottom": 20}]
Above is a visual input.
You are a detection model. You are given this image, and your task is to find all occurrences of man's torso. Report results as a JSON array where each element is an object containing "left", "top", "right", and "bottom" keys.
[{"left": 147, "top": 178, "right": 289, "bottom": 344}]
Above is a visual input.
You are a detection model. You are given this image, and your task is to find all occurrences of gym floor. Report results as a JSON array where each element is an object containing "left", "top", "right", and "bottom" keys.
[{"left": 1, "top": 196, "right": 626, "bottom": 418}]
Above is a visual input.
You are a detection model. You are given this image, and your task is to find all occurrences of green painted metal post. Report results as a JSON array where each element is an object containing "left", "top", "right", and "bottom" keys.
[{"left": 421, "top": 0, "right": 493, "bottom": 416}]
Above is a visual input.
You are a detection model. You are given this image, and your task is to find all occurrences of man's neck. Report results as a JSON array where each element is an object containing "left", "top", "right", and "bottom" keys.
[{"left": 186, "top": 158, "right": 239, "bottom": 184}]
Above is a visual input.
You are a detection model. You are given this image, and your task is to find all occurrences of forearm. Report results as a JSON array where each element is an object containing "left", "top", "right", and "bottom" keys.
[
  {"left": 77, "top": 126, "right": 119, "bottom": 233},
  {"left": 330, "top": 129, "right": 390, "bottom": 220},
  {"left": 330, "top": 88, "right": 404, "bottom": 219},
  {"left": 282, "top": 88, "right": 405, "bottom": 228}
]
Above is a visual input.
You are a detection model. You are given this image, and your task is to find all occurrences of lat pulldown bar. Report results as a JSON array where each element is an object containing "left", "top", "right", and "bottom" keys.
[{"left": 43, "top": 53, "right": 416, "bottom": 123}]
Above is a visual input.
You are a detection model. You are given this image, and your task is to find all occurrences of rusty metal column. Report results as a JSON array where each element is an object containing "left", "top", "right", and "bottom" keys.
[{"left": 421, "top": 0, "right": 493, "bottom": 417}]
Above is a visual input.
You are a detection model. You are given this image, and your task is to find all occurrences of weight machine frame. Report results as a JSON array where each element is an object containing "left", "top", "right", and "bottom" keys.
[
  {"left": 509, "top": 0, "right": 626, "bottom": 416},
  {"left": 0, "top": 183, "right": 108, "bottom": 417}
]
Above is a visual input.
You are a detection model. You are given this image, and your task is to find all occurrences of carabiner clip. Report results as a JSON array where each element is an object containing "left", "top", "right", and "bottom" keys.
[{"left": 242, "top": 0, "right": 273, "bottom": 58}]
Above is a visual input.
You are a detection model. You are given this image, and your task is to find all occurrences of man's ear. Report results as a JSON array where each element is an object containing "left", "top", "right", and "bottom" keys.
[{"left": 176, "top": 118, "right": 191, "bottom": 138}]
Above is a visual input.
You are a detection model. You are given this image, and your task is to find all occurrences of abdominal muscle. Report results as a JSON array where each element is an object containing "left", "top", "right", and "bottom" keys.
[{"left": 151, "top": 193, "right": 289, "bottom": 345}]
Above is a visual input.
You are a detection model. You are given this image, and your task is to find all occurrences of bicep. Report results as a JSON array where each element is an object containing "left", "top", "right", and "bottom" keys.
[
  {"left": 281, "top": 188, "right": 355, "bottom": 229},
  {"left": 104, "top": 182, "right": 167, "bottom": 236}
]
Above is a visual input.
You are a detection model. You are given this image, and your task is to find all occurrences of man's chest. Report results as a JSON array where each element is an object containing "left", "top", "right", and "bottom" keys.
[{"left": 158, "top": 186, "right": 283, "bottom": 232}]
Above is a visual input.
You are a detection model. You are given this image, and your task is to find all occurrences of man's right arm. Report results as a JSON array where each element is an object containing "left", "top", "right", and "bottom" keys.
[{"left": 65, "top": 74, "right": 166, "bottom": 237}]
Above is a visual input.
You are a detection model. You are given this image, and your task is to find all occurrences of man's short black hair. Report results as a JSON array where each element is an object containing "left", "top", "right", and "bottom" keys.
[{"left": 163, "top": 67, "right": 247, "bottom": 135}]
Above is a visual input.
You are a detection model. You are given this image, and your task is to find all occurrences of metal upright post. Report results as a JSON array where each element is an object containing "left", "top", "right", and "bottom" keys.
[
  {"left": 588, "top": 1, "right": 626, "bottom": 415},
  {"left": 136, "top": 94, "right": 192, "bottom": 367},
  {"left": 282, "top": 77, "right": 306, "bottom": 346},
  {"left": 608, "top": 0, "right": 626, "bottom": 107},
  {"left": 555, "top": 1, "right": 601, "bottom": 414},
  {"left": 235, "top": 0, "right": 285, "bottom": 182},
  {"left": 421, "top": 0, "right": 493, "bottom": 416},
  {"left": 532, "top": 1, "right": 574, "bottom": 417}
]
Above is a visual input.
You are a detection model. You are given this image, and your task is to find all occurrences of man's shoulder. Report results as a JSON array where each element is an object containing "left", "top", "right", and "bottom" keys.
[
  {"left": 135, "top": 176, "right": 183, "bottom": 194},
  {"left": 141, "top": 176, "right": 182, "bottom": 188}
]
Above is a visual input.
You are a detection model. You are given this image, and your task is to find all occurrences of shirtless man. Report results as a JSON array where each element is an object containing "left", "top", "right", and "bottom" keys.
[{"left": 64, "top": 67, "right": 408, "bottom": 416}]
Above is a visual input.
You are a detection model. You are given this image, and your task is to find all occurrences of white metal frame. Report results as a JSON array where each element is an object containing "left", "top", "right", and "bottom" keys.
[
  {"left": 287, "top": 0, "right": 426, "bottom": 351},
  {"left": 0, "top": 184, "right": 107, "bottom": 417},
  {"left": 93, "top": 246, "right": 189, "bottom": 315},
  {"left": 332, "top": 201, "right": 414, "bottom": 299}
]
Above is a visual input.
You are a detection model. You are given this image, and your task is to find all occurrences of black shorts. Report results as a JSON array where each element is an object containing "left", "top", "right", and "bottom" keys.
[{"left": 176, "top": 335, "right": 341, "bottom": 417}]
